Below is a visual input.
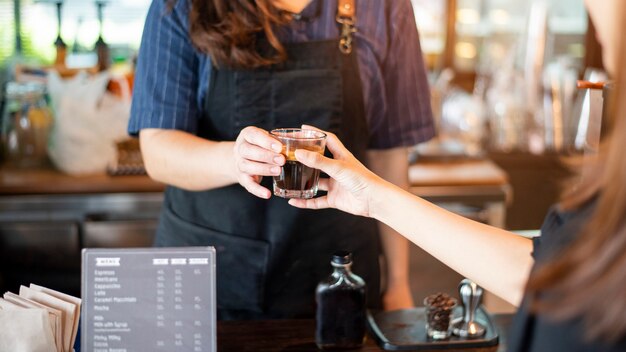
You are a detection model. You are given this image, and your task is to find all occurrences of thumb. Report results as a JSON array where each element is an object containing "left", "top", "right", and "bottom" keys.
[{"left": 294, "top": 149, "right": 340, "bottom": 178}]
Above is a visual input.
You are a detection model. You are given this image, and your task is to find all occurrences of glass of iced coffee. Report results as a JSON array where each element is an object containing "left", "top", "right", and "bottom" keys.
[{"left": 270, "top": 128, "right": 327, "bottom": 199}]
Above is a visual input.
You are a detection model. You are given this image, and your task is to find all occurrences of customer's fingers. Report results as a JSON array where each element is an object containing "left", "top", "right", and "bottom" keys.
[
  {"left": 301, "top": 124, "right": 322, "bottom": 132},
  {"left": 295, "top": 149, "right": 340, "bottom": 178},
  {"left": 288, "top": 196, "right": 330, "bottom": 210},
  {"left": 302, "top": 126, "right": 349, "bottom": 158},
  {"left": 317, "top": 178, "right": 330, "bottom": 191},
  {"left": 324, "top": 132, "right": 350, "bottom": 159}
]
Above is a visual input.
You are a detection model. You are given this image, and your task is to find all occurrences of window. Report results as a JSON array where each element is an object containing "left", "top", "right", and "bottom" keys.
[
  {"left": 1, "top": 0, "right": 151, "bottom": 68},
  {"left": 410, "top": 0, "right": 587, "bottom": 73}
]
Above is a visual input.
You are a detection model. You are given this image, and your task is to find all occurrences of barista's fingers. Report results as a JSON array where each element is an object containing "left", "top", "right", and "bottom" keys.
[
  {"left": 288, "top": 196, "right": 330, "bottom": 210},
  {"left": 237, "top": 158, "right": 281, "bottom": 177},
  {"left": 309, "top": 196, "right": 330, "bottom": 209},
  {"left": 240, "top": 175, "right": 271, "bottom": 199},
  {"left": 317, "top": 178, "right": 330, "bottom": 191},
  {"left": 239, "top": 143, "right": 285, "bottom": 165},
  {"left": 241, "top": 126, "right": 282, "bottom": 153}
]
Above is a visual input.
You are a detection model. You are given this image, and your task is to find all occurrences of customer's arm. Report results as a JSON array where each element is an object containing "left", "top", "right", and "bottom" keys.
[
  {"left": 370, "top": 181, "right": 533, "bottom": 306},
  {"left": 366, "top": 148, "right": 414, "bottom": 310},
  {"left": 290, "top": 132, "right": 534, "bottom": 306},
  {"left": 140, "top": 127, "right": 285, "bottom": 198}
]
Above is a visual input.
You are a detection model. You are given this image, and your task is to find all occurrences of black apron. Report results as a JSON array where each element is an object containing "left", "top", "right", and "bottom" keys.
[{"left": 154, "top": 22, "right": 381, "bottom": 320}]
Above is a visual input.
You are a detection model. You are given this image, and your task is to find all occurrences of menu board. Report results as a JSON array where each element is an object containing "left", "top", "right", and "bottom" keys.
[{"left": 81, "top": 247, "right": 216, "bottom": 352}]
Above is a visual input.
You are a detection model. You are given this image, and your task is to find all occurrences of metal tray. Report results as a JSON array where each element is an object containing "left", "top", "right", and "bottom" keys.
[{"left": 367, "top": 306, "right": 499, "bottom": 350}]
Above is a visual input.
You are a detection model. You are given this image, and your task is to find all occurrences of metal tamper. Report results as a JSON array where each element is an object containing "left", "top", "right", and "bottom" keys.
[{"left": 452, "top": 279, "right": 486, "bottom": 338}]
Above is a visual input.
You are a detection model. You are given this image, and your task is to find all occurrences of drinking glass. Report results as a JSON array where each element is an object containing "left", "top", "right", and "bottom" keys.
[
  {"left": 270, "top": 128, "right": 327, "bottom": 199},
  {"left": 424, "top": 293, "right": 457, "bottom": 340}
]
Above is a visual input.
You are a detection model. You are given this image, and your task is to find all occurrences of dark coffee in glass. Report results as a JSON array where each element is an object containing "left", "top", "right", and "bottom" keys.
[
  {"left": 270, "top": 128, "right": 326, "bottom": 199},
  {"left": 275, "top": 159, "right": 320, "bottom": 193}
]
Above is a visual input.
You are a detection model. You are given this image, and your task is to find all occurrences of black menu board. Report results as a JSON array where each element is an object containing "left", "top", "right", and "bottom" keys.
[{"left": 81, "top": 247, "right": 216, "bottom": 352}]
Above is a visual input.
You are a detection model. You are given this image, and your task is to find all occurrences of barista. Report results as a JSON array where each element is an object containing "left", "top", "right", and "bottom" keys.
[{"left": 128, "top": 0, "right": 434, "bottom": 319}]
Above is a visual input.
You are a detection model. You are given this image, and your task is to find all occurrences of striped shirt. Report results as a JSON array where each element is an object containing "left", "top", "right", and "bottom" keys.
[{"left": 129, "top": 0, "right": 435, "bottom": 149}]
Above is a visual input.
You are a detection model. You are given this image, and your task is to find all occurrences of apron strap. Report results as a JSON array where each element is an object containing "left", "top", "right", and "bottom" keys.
[{"left": 336, "top": 0, "right": 357, "bottom": 54}]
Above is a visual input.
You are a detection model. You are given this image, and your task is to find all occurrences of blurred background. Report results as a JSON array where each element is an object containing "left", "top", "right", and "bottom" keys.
[{"left": 0, "top": 0, "right": 607, "bottom": 311}]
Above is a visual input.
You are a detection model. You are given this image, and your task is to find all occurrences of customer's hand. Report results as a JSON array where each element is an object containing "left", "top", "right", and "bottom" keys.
[
  {"left": 288, "top": 128, "right": 385, "bottom": 217},
  {"left": 234, "top": 126, "right": 285, "bottom": 199}
]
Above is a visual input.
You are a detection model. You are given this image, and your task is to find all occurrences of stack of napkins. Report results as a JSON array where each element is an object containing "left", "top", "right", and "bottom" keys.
[{"left": 0, "top": 284, "right": 81, "bottom": 352}]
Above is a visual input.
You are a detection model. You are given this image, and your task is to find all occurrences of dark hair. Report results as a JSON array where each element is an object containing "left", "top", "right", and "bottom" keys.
[
  {"left": 526, "top": 3, "right": 626, "bottom": 343},
  {"left": 180, "top": 0, "right": 292, "bottom": 69}
]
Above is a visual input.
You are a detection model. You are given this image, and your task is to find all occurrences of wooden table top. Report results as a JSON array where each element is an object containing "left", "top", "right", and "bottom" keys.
[
  {"left": 1, "top": 159, "right": 508, "bottom": 196},
  {"left": 409, "top": 159, "right": 509, "bottom": 187},
  {"left": 0, "top": 165, "right": 164, "bottom": 195},
  {"left": 217, "top": 314, "right": 513, "bottom": 352}
]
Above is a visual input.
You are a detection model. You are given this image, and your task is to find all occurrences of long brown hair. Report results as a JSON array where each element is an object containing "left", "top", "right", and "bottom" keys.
[
  {"left": 182, "top": 0, "right": 292, "bottom": 68},
  {"left": 526, "top": 4, "right": 626, "bottom": 343}
]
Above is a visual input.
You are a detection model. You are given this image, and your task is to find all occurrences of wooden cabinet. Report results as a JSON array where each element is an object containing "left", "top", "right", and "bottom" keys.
[{"left": 488, "top": 151, "right": 573, "bottom": 230}]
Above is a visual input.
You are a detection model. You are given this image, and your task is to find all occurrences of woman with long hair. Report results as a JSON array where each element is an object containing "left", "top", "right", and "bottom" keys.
[
  {"left": 289, "top": 0, "right": 626, "bottom": 349},
  {"left": 129, "top": 0, "right": 434, "bottom": 319}
]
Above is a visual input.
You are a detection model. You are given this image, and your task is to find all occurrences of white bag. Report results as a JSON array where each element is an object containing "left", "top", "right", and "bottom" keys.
[{"left": 47, "top": 70, "right": 131, "bottom": 175}]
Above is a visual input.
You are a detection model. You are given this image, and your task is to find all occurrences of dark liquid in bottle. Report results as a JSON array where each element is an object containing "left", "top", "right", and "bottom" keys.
[
  {"left": 316, "top": 287, "right": 366, "bottom": 349},
  {"left": 273, "top": 160, "right": 320, "bottom": 191}
]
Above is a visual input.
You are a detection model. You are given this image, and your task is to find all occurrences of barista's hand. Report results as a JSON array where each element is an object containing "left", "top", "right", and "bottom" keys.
[
  {"left": 288, "top": 129, "right": 385, "bottom": 217},
  {"left": 233, "top": 126, "right": 285, "bottom": 199},
  {"left": 383, "top": 282, "right": 415, "bottom": 311}
]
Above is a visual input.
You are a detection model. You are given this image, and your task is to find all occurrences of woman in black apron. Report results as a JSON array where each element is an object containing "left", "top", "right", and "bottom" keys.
[{"left": 130, "top": 0, "right": 434, "bottom": 319}]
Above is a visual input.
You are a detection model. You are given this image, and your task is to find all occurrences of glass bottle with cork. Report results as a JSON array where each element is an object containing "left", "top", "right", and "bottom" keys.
[{"left": 315, "top": 251, "right": 367, "bottom": 350}]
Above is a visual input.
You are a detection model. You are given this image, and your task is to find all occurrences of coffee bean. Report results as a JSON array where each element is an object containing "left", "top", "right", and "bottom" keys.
[{"left": 424, "top": 293, "right": 457, "bottom": 333}]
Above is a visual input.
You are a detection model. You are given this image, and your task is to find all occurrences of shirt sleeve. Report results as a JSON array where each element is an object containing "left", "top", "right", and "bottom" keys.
[
  {"left": 128, "top": 0, "right": 200, "bottom": 136},
  {"left": 367, "top": 0, "right": 435, "bottom": 149}
]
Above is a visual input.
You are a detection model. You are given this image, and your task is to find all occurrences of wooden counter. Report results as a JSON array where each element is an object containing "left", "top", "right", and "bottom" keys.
[
  {"left": 0, "top": 165, "right": 164, "bottom": 195},
  {"left": 0, "top": 165, "right": 164, "bottom": 296},
  {"left": 408, "top": 159, "right": 512, "bottom": 228},
  {"left": 409, "top": 159, "right": 508, "bottom": 187},
  {"left": 217, "top": 314, "right": 513, "bottom": 352},
  {"left": 488, "top": 151, "right": 573, "bottom": 230}
]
